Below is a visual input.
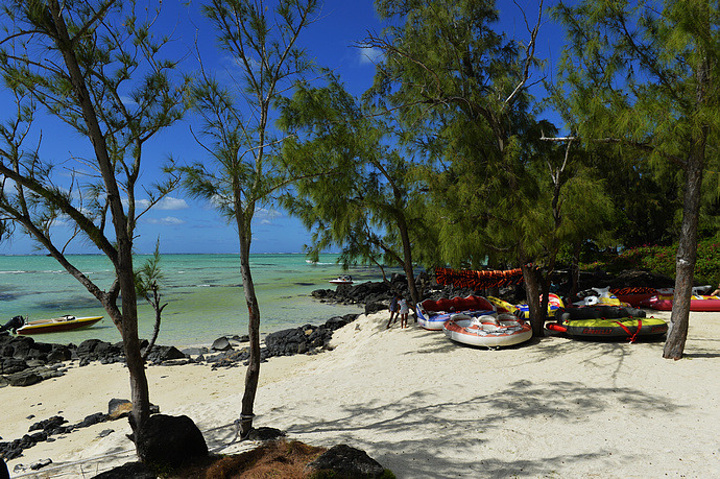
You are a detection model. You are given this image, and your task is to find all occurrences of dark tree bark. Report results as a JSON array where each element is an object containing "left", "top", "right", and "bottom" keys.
[
  {"left": 521, "top": 263, "right": 545, "bottom": 337},
  {"left": 664, "top": 137, "right": 705, "bottom": 359},
  {"left": 236, "top": 211, "right": 261, "bottom": 437},
  {"left": 397, "top": 214, "right": 420, "bottom": 306},
  {"left": 48, "top": 0, "right": 150, "bottom": 433}
]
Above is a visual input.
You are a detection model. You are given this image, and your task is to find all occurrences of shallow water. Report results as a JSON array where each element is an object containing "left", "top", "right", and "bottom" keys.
[{"left": 0, "top": 253, "right": 384, "bottom": 346}]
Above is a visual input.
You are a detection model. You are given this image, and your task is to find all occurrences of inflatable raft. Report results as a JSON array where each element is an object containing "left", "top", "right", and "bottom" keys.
[
  {"left": 573, "top": 287, "right": 625, "bottom": 306},
  {"left": 555, "top": 305, "right": 646, "bottom": 321},
  {"left": 547, "top": 305, "right": 667, "bottom": 341},
  {"left": 640, "top": 294, "right": 720, "bottom": 312},
  {"left": 443, "top": 313, "right": 532, "bottom": 348},
  {"left": 610, "top": 287, "right": 673, "bottom": 307},
  {"left": 546, "top": 317, "right": 668, "bottom": 341},
  {"left": 416, "top": 295, "right": 495, "bottom": 330}
]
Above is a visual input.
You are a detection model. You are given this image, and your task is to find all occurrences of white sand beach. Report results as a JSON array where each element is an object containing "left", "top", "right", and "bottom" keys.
[{"left": 4, "top": 310, "right": 720, "bottom": 478}]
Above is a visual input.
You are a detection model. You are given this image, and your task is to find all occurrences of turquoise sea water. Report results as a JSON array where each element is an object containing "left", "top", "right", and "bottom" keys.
[{"left": 0, "top": 254, "right": 384, "bottom": 347}]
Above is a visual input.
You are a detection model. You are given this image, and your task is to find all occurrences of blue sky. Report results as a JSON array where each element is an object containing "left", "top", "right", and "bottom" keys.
[{"left": 0, "top": 0, "right": 564, "bottom": 255}]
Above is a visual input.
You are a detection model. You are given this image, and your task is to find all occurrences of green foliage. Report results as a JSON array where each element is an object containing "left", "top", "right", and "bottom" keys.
[
  {"left": 581, "top": 235, "right": 720, "bottom": 284},
  {"left": 182, "top": 0, "right": 320, "bottom": 231},
  {"left": 279, "top": 76, "right": 433, "bottom": 276},
  {"left": 0, "top": 0, "right": 186, "bottom": 252},
  {"left": 135, "top": 239, "right": 164, "bottom": 301}
]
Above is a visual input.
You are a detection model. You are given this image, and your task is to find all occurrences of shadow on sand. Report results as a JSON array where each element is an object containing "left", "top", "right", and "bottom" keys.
[{"left": 275, "top": 375, "right": 682, "bottom": 478}]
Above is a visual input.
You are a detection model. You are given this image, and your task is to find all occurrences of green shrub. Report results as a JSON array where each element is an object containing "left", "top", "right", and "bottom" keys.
[{"left": 579, "top": 235, "right": 720, "bottom": 284}]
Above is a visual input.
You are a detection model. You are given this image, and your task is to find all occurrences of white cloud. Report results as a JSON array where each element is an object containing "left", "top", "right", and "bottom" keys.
[
  {"left": 133, "top": 199, "right": 151, "bottom": 209},
  {"left": 124, "top": 197, "right": 188, "bottom": 211},
  {"left": 156, "top": 196, "right": 189, "bottom": 210},
  {"left": 145, "top": 216, "right": 186, "bottom": 226},
  {"left": 255, "top": 207, "right": 282, "bottom": 222},
  {"left": 359, "top": 47, "right": 384, "bottom": 65}
]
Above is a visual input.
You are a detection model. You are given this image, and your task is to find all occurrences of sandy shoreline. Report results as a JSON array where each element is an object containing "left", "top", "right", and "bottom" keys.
[{"left": 3, "top": 310, "right": 720, "bottom": 478}]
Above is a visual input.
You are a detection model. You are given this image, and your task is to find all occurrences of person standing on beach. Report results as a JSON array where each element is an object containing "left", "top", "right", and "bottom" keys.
[
  {"left": 399, "top": 297, "right": 409, "bottom": 328},
  {"left": 387, "top": 295, "right": 400, "bottom": 329}
]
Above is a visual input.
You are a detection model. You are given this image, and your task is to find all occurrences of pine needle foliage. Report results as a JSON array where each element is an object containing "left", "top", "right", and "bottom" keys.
[{"left": 278, "top": 76, "right": 432, "bottom": 302}]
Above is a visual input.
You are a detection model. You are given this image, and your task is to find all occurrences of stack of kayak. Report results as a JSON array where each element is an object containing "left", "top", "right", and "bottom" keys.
[
  {"left": 545, "top": 305, "right": 668, "bottom": 342},
  {"left": 611, "top": 287, "right": 720, "bottom": 311}
]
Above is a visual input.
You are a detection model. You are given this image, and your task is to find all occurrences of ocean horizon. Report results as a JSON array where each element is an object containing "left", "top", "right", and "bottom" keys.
[{"left": 0, "top": 253, "right": 389, "bottom": 347}]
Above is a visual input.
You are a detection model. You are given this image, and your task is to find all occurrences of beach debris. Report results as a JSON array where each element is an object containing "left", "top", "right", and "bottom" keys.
[
  {"left": 306, "top": 444, "right": 386, "bottom": 478},
  {"left": 133, "top": 414, "right": 208, "bottom": 470}
]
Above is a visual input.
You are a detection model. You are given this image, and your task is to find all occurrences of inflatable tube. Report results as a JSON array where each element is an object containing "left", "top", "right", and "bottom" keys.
[
  {"left": 640, "top": 294, "right": 720, "bottom": 312},
  {"left": 443, "top": 313, "right": 532, "bottom": 348},
  {"left": 610, "top": 287, "right": 668, "bottom": 307},
  {"left": 545, "top": 322, "right": 567, "bottom": 333},
  {"left": 546, "top": 317, "right": 667, "bottom": 341},
  {"left": 416, "top": 295, "right": 496, "bottom": 331},
  {"left": 555, "top": 305, "right": 646, "bottom": 321}
]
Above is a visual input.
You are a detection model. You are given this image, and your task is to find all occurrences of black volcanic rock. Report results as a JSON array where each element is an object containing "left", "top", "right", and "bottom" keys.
[
  {"left": 134, "top": 414, "right": 207, "bottom": 470},
  {"left": 307, "top": 444, "right": 386, "bottom": 478}
]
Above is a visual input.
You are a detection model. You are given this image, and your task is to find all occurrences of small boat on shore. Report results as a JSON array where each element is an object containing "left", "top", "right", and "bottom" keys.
[
  {"left": 443, "top": 312, "right": 532, "bottom": 348},
  {"left": 329, "top": 275, "right": 353, "bottom": 285},
  {"left": 16, "top": 315, "right": 103, "bottom": 335}
]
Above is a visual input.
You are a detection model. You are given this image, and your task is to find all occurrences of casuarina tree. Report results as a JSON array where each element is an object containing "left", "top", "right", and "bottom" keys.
[
  {"left": 0, "top": 0, "right": 185, "bottom": 447},
  {"left": 363, "top": 0, "right": 566, "bottom": 335},
  {"left": 180, "top": 0, "right": 319, "bottom": 437}
]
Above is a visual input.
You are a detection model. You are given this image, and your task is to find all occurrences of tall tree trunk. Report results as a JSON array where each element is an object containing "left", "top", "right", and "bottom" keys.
[
  {"left": 521, "top": 263, "right": 545, "bottom": 337},
  {"left": 237, "top": 219, "right": 261, "bottom": 437},
  {"left": 397, "top": 215, "right": 419, "bottom": 306},
  {"left": 48, "top": 0, "right": 151, "bottom": 439},
  {"left": 116, "top": 236, "right": 150, "bottom": 437},
  {"left": 540, "top": 269, "right": 551, "bottom": 321},
  {"left": 570, "top": 241, "right": 581, "bottom": 299},
  {"left": 664, "top": 141, "right": 705, "bottom": 360},
  {"left": 664, "top": 44, "right": 710, "bottom": 360}
]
